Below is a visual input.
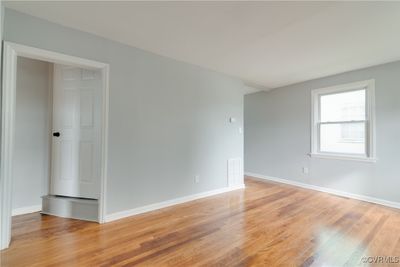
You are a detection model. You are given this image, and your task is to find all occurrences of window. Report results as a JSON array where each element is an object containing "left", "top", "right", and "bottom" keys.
[{"left": 311, "top": 80, "right": 376, "bottom": 162}]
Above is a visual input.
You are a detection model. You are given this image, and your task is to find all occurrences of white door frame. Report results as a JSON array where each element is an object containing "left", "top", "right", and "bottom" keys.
[{"left": 0, "top": 42, "right": 109, "bottom": 250}]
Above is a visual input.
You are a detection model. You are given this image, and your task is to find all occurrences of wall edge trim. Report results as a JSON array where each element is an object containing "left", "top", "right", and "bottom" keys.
[
  {"left": 105, "top": 184, "right": 245, "bottom": 222},
  {"left": 12, "top": 205, "right": 42, "bottom": 216},
  {"left": 245, "top": 172, "right": 400, "bottom": 210}
]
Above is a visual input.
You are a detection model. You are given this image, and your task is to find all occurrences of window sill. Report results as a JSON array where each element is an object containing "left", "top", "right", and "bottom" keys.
[{"left": 309, "top": 153, "right": 377, "bottom": 163}]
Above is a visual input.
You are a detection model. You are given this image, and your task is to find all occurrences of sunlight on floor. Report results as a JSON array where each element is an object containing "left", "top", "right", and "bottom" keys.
[{"left": 311, "top": 227, "right": 368, "bottom": 267}]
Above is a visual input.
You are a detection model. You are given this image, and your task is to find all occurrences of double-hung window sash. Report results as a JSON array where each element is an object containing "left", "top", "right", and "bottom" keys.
[
  {"left": 316, "top": 88, "right": 369, "bottom": 157},
  {"left": 311, "top": 79, "right": 375, "bottom": 162}
]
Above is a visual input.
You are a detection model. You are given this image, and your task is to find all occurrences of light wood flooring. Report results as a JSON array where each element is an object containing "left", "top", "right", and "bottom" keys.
[{"left": 1, "top": 177, "right": 400, "bottom": 266}]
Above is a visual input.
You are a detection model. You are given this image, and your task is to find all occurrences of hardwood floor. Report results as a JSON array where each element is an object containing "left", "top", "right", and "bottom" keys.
[{"left": 2, "top": 177, "right": 400, "bottom": 266}]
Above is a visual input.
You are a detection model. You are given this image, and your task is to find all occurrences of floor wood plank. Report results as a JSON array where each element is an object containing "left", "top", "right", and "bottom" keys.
[{"left": 1, "top": 177, "right": 400, "bottom": 266}]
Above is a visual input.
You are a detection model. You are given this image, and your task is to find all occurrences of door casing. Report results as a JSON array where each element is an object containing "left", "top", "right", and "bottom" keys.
[{"left": 0, "top": 42, "right": 110, "bottom": 250}]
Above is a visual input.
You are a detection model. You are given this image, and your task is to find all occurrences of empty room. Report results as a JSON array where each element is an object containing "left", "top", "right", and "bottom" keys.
[{"left": 1, "top": 1, "right": 400, "bottom": 266}]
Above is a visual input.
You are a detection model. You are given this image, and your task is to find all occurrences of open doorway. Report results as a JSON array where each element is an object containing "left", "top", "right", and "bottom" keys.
[
  {"left": 12, "top": 57, "right": 52, "bottom": 217},
  {"left": 14, "top": 57, "right": 103, "bottom": 219},
  {"left": 1, "top": 42, "right": 109, "bottom": 250}
]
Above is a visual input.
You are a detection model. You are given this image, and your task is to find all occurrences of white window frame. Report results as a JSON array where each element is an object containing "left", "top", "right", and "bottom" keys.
[{"left": 310, "top": 79, "right": 376, "bottom": 162}]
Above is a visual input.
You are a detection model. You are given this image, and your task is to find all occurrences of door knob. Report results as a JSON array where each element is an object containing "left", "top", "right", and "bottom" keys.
[{"left": 53, "top": 132, "right": 60, "bottom": 137}]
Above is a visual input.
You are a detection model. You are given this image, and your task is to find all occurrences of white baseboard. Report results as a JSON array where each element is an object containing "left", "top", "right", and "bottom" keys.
[
  {"left": 12, "top": 205, "right": 41, "bottom": 216},
  {"left": 105, "top": 184, "right": 245, "bottom": 222},
  {"left": 245, "top": 172, "right": 400, "bottom": 210}
]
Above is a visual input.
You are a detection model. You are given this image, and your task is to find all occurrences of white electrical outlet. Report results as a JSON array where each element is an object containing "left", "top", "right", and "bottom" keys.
[
  {"left": 302, "top": 167, "right": 309, "bottom": 174},
  {"left": 195, "top": 175, "right": 200, "bottom": 183}
]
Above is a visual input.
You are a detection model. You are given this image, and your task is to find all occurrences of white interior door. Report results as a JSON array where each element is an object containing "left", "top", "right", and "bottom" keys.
[{"left": 51, "top": 64, "right": 102, "bottom": 199}]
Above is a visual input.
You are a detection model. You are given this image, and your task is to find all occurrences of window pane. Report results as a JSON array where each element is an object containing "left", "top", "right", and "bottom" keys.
[
  {"left": 320, "top": 89, "right": 366, "bottom": 122},
  {"left": 320, "top": 122, "right": 365, "bottom": 155}
]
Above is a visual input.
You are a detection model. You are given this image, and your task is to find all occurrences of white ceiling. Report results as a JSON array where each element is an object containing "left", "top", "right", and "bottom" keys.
[{"left": 5, "top": 1, "right": 400, "bottom": 90}]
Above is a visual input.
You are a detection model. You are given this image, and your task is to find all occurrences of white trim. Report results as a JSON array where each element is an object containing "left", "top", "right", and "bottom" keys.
[
  {"left": 105, "top": 184, "right": 245, "bottom": 222},
  {"left": 1, "top": 42, "right": 110, "bottom": 250},
  {"left": 1, "top": 43, "right": 17, "bottom": 250},
  {"left": 309, "top": 153, "right": 377, "bottom": 163},
  {"left": 98, "top": 65, "right": 110, "bottom": 224},
  {"left": 12, "top": 205, "right": 42, "bottom": 216},
  {"left": 245, "top": 172, "right": 400, "bottom": 210},
  {"left": 5, "top": 42, "right": 106, "bottom": 69},
  {"left": 310, "top": 79, "right": 376, "bottom": 161},
  {"left": 366, "top": 79, "right": 377, "bottom": 159}
]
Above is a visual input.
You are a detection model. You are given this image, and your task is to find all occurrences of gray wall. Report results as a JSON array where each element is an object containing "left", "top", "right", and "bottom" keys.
[
  {"left": 245, "top": 61, "right": 400, "bottom": 203},
  {"left": 4, "top": 9, "right": 244, "bottom": 214},
  {"left": 13, "top": 57, "right": 51, "bottom": 210}
]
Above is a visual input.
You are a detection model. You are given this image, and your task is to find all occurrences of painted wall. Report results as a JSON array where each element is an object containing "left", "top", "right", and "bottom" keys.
[
  {"left": 0, "top": 2, "right": 3, "bottom": 68},
  {"left": 13, "top": 57, "right": 51, "bottom": 211},
  {"left": 4, "top": 9, "right": 244, "bottom": 215},
  {"left": 245, "top": 61, "right": 400, "bottom": 203}
]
